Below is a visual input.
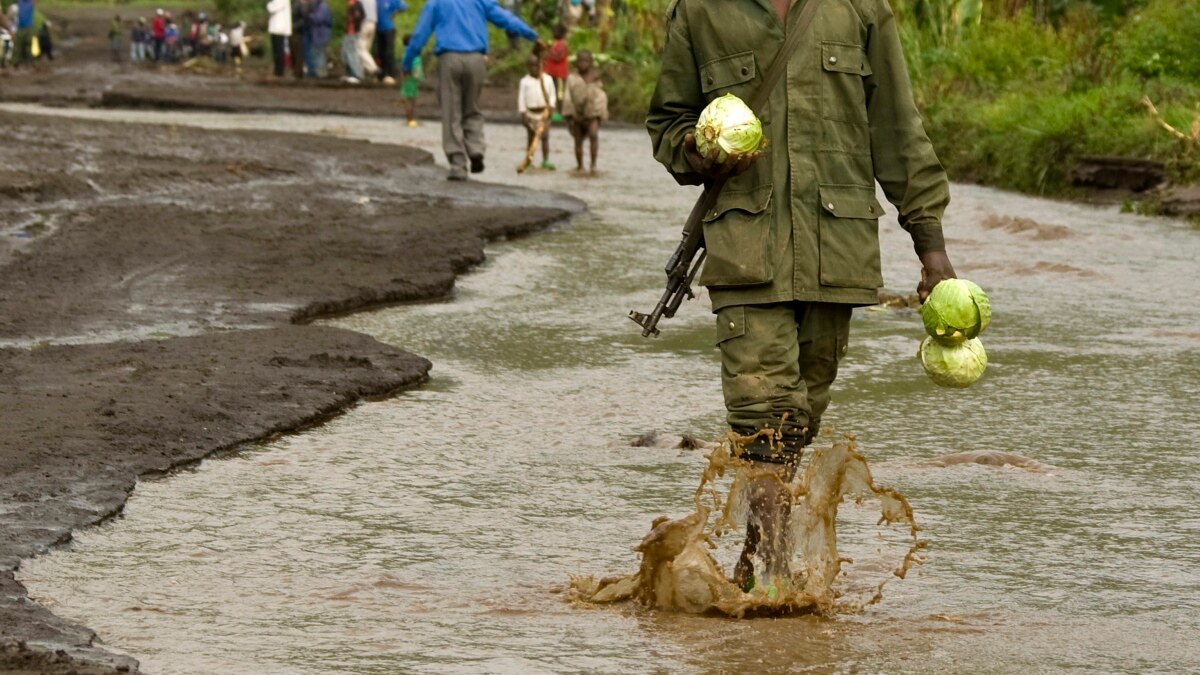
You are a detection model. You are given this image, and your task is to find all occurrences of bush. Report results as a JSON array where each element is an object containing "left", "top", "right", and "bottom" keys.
[
  {"left": 1115, "top": 0, "right": 1200, "bottom": 80},
  {"left": 914, "top": 0, "right": 1200, "bottom": 195}
]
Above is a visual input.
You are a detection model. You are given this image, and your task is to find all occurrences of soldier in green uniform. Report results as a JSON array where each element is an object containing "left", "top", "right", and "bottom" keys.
[{"left": 646, "top": 0, "right": 957, "bottom": 592}]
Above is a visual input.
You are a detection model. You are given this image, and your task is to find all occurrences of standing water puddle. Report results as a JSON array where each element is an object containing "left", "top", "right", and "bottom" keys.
[{"left": 10, "top": 105, "right": 1200, "bottom": 673}]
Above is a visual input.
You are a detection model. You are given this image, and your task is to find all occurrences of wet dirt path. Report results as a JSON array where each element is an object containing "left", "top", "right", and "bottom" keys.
[{"left": 11, "top": 105, "right": 1200, "bottom": 673}]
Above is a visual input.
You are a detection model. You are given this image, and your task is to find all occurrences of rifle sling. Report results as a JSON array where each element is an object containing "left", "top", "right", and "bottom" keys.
[{"left": 750, "top": 0, "right": 826, "bottom": 116}]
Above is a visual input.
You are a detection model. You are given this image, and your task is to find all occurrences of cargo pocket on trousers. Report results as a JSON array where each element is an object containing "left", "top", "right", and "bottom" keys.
[
  {"left": 715, "top": 306, "right": 746, "bottom": 346},
  {"left": 817, "top": 184, "right": 884, "bottom": 289},
  {"left": 698, "top": 184, "right": 774, "bottom": 288}
]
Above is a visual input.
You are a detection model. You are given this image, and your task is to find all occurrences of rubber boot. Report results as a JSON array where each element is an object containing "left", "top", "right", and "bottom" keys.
[{"left": 734, "top": 459, "right": 797, "bottom": 597}]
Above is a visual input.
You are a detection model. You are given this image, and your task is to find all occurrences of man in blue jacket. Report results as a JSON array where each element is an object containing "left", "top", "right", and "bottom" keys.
[
  {"left": 14, "top": 0, "right": 35, "bottom": 68},
  {"left": 402, "top": 0, "right": 540, "bottom": 180},
  {"left": 305, "top": 0, "right": 333, "bottom": 77}
]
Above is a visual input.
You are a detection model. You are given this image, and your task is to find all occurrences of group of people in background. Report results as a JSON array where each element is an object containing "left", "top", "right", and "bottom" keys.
[
  {"left": 2, "top": 0, "right": 55, "bottom": 69},
  {"left": 109, "top": 10, "right": 248, "bottom": 67},
  {"left": 518, "top": 38, "right": 606, "bottom": 174},
  {"left": 266, "top": 0, "right": 407, "bottom": 82},
  {"left": 3, "top": 0, "right": 610, "bottom": 179},
  {"left": 255, "top": 0, "right": 608, "bottom": 177},
  {"left": 397, "top": 0, "right": 608, "bottom": 179}
]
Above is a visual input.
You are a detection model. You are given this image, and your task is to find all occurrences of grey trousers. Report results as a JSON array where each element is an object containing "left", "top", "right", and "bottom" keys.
[
  {"left": 437, "top": 51, "right": 487, "bottom": 168},
  {"left": 341, "top": 35, "right": 361, "bottom": 79}
]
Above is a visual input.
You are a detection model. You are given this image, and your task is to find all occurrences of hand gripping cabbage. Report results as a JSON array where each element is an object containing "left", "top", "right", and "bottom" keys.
[
  {"left": 921, "top": 279, "right": 992, "bottom": 344},
  {"left": 694, "top": 94, "right": 765, "bottom": 163}
]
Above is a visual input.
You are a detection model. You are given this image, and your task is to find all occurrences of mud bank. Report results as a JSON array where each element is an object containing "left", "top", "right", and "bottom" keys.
[{"left": 0, "top": 109, "right": 581, "bottom": 672}]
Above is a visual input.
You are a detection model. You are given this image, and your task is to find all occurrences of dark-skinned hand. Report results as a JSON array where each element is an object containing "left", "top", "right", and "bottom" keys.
[
  {"left": 683, "top": 132, "right": 760, "bottom": 180},
  {"left": 917, "top": 250, "right": 957, "bottom": 302}
]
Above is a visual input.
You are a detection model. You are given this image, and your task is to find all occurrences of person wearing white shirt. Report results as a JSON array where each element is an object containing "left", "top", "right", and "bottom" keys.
[
  {"left": 265, "top": 0, "right": 291, "bottom": 77},
  {"left": 356, "top": 0, "right": 378, "bottom": 76},
  {"left": 517, "top": 54, "right": 556, "bottom": 171}
]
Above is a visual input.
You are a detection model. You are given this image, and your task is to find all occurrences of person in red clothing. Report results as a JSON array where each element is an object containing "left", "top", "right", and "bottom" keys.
[
  {"left": 150, "top": 8, "right": 165, "bottom": 61},
  {"left": 543, "top": 23, "right": 569, "bottom": 117}
]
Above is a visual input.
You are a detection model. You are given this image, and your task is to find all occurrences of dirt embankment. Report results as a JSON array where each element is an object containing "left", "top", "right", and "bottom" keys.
[{"left": 0, "top": 109, "right": 582, "bottom": 673}]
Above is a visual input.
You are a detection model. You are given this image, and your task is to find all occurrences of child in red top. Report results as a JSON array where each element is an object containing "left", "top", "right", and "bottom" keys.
[{"left": 543, "top": 24, "right": 569, "bottom": 118}]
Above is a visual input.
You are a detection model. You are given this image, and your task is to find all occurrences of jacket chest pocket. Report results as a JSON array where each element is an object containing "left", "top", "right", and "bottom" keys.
[
  {"left": 818, "top": 184, "right": 884, "bottom": 289},
  {"left": 699, "top": 51, "right": 767, "bottom": 124},
  {"left": 820, "top": 41, "right": 871, "bottom": 124},
  {"left": 698, "top": 183, "right": 774, "bottom": 288}
]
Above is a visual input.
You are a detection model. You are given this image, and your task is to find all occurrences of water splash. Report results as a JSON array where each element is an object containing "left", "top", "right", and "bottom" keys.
[{"left": 571, "top": 435, "right": 925, "bottom": 617}]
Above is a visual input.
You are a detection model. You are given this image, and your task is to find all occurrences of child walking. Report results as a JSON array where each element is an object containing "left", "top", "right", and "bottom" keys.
[
  {"left": 400, "top": 33, "right": 422, "bottom": 127},
  {"left": 517, "top": 53, "right": 556, "bottom": 171},
  {"left": 562, "top": 49, "right": 606, "bottom": 173}
]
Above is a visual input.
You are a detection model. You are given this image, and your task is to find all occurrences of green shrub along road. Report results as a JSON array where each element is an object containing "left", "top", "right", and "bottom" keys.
[
  {"left": 909, "top": 0, "right": 1200, "bottom": 199},
  {"left": 520, "top": 0, "right": 1200, "bottom": 204}
]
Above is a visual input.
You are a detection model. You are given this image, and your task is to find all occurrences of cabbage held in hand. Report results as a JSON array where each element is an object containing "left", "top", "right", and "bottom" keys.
[
  {"left": 921, "top": 279, "right": 991, "bottom": 344},
  {"left": 694, "top": 94, "right": 764, "bottom": 163},
  {"left": 919, "top": 337, "right": 988, "bottom": 388}
]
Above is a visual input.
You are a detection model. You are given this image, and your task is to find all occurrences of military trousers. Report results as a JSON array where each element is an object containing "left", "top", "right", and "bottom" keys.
[{"left": 715, "top": 302, "right": 852, "bottom": 463}]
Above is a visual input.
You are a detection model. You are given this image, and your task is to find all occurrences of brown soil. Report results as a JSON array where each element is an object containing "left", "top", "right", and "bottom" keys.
[{"left": 0, "top": 83, "right": 582, "bottom": 674}]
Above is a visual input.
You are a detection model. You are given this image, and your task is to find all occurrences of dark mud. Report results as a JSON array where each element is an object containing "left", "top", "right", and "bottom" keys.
[{"left": 0, "top": 106, "right": 581, "bottom": 670}]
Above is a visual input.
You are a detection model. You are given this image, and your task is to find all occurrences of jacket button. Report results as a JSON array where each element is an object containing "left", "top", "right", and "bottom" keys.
[
  {"left": 741, "top": 66, "right": 749, "bottom": 76},
  {"left": 729, "top": 321, "right": 736, "bottom": 329},
  {"left": 707, "top": 76, "right": 714, "bottom": 85},
  {"left": 828, "top": 56, "right": 838, "bottom": 65},
  {"left": 827, "top": 202, "right": 836, "bottom": 210},
  {"left": 868, "top": 205, "right": 875, "bottom": 213}
]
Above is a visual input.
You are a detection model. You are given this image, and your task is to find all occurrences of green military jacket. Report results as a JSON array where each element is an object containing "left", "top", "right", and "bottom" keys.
[{"left": 647, "top": 0, "right": 950, "bottom": 310}]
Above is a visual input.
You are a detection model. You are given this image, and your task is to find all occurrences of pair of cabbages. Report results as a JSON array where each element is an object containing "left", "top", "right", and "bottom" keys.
[
  {"left": 918, "top": 279, "right": 992, "bottom": 388},
  {"left": 694, "top": 94, "right": 765, "bottom": 163}
]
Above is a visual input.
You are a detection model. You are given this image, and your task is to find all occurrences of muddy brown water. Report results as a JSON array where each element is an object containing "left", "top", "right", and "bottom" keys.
[{"left": 10, "top": 105, "right": 1200, "bottom": 673}]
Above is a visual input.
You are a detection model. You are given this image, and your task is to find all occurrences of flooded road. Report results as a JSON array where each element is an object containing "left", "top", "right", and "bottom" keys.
[{"left": 11, "top": 105, "right": 1200, "bottom": 673}]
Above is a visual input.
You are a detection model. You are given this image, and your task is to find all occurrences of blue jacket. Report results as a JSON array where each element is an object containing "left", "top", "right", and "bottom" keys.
[
  {"left": 17, "top": 0, "right": 35, "bottom": 30},
  {"left": 306, "top": 0, "right": 333, "bottom": 46},
  {"left": 402, "top": 0, "right": 535, "bottom": 72},
  {"left": 376, "top": 0, "right": 408, "bottom": 32}
]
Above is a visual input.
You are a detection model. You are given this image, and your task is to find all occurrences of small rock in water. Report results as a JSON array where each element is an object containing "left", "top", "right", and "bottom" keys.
[
  {"left": 628, "top": 431, "right": 713, "bottom": 450},
  {"left": 629, "top": 430, "right": 663, "bottom": 447},
  {"left": 922, "top": 450, "right": 1053, "bottom": 472},
  {"left": 876, "top": 289, "right": 921, "bottom": 309}
]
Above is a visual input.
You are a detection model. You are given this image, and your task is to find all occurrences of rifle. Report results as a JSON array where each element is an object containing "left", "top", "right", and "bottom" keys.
[
  {"left": 627, "top": 0, "right": 825, "bottom": 338},
  {"left": 628, "top": 178, "right": 724, "bottom": 338}
]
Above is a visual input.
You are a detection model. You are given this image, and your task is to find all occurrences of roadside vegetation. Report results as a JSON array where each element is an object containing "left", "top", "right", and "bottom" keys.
[{"left": 901, "top": 0, "right": 1200, "bottom": 196}]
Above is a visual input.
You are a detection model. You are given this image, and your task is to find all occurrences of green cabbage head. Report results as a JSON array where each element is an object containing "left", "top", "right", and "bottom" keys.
[
  {"left": 694, "top": 94, "right": 764, "bottom": 163},
  {"left": 921, "top": 278, "right": 992, "bottom": 344},
  {"left": 918, "top": 336, "right": 988, "bottom": 388}
]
